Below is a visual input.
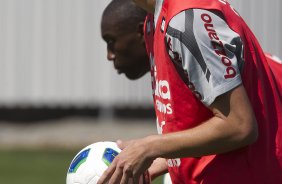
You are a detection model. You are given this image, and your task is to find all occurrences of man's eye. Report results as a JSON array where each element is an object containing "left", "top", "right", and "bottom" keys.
[{"left": 107, "top": 40, "right": 115, "bottom": 51}]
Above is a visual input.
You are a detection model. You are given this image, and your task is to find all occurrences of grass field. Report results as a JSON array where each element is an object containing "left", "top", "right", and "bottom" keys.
[{"left": 0, "top": 149, "right": 163, "bottom": 184}]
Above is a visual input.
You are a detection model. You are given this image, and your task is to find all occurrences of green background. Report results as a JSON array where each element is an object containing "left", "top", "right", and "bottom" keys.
[{"left": 0, "top": 149, "right": 162, "bottom": 184}]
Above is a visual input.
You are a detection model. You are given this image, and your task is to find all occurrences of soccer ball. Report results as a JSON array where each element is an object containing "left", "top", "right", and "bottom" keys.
[
  {"left": 163, "top": 173, "right": 172, "bottom": 184},
  {"left": 66, "top": 141, "right": 121, "bottom": 184}
]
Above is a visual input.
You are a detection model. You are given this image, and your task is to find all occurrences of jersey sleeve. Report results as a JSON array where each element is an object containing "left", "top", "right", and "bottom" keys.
[{"left": 165, "top": 9, "right": 244, "bottom": 106}]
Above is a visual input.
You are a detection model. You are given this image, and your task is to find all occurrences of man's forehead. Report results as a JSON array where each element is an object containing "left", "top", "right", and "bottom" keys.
[
  {"left": 102, "top": 17, "right": 122, "bottom": 32},
  {"left": 102, "top": 20, "right": 131, "bottom": 40},
  {"left": 102, "top": 14, "right": 134, "bottom": 34}
]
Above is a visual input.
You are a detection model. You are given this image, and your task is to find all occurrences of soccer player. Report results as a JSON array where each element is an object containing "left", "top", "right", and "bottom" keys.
[
  {"left": 101, "top": 0, "right": 150, "bottom": 80},
  {"left": 101, "top": 0, "right": 171, "bottom": 183},
  {"left": 101, "top": 1, "right": 167, "bottom": 182},
  {"left": 98, "top": 0, "right": 282, "bottom": 183}
]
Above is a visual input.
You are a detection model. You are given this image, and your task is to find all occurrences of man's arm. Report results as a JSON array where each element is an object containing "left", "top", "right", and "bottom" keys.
[
  {"left": 144, "top": 84, "right": 258, "bottom": 159},
  {"left": 97, "top": 84, "right": 258, "bottom": 184},
  {"left": 97, "top": 8, "right": 258, "bottom": 184},
  {"left": 100, "top": 85, "right": 259, "bottom": 181},
  {"left": 145, "top": 8, "right": 258, "bottom": 159}
]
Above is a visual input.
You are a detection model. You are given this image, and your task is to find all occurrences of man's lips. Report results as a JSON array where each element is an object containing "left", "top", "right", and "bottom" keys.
[
  {"left": 114, "top": 66, "right": 123, "bottom": 74},
  {"left": 117, "top": 69, "right": 122, "bottom": 74},
  {"left": 114, "top": 63, "right": 125, "bottom": 74}
]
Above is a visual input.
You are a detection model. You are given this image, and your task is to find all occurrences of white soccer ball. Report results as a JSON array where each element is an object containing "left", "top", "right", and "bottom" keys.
[
  {"left": 66, "top": 141, "right": 121, "bottom": 184},
  {"left": 163, "top": 173, "right": 172, "bottom": 184}
]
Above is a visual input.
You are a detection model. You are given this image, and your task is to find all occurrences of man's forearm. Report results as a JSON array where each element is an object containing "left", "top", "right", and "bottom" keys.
[
  {"left": 147, "top": 117, "right": 255, "bottom": 159},
  {"left": 143, "top": 85, "right": 258, "bottom": 159}
]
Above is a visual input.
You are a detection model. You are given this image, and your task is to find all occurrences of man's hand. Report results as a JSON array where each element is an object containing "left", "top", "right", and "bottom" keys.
[
  {"left": 97, "top": 85, "right": 258, "bottom": 183},
  {"left": 97, "top": 138, "right": 155, "bottom": 184},
  {"left": 148, "top": 158, "right": 168, "bottom": 181}
]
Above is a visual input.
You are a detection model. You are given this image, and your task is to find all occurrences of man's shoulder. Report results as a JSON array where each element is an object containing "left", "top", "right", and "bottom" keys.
[{"left": 169, "top": 8, "right": 225, "bottom": 29}]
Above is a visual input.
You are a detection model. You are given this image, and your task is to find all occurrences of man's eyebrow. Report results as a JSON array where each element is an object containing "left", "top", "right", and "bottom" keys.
[
  {"left": 102, "top": 34, "right": 111, "bottom": 41},
  {"left": 102, "top": 33, "right": 115, "bottom": 41}
]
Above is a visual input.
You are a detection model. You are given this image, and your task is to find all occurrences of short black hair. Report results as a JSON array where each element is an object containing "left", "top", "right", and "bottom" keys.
[{"left": 102, "top": 0, "right": 147, "bottom": 32}]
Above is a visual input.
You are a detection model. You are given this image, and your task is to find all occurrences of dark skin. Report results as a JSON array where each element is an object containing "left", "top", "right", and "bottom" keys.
[
  {"left": 101, "top": 14, "right": 150, "bottom": 80},
  {"left": 98, "top": 1, "right": 259, "bottom": 183}
]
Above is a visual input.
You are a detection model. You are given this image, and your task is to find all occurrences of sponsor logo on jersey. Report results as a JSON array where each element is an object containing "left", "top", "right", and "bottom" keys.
[
  {"left": 161, "top": 17, "right": 166, "bottom": 33},
  {"left": 150, "top": 54, "right": 173, "bottom": 115},
  {"left": 167, "top": 158, "right": 181, "bottom": 167},
  {"left": 156, "top": 119, "right": 166, "bottom": 134},
  {"left": 201, "top": 13, "right": 237, "bottom": 79}
]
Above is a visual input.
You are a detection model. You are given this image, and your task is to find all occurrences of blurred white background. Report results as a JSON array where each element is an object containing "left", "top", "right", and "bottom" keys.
[{"left": 0, "top": 0, "right": 280, "bottom": 108}]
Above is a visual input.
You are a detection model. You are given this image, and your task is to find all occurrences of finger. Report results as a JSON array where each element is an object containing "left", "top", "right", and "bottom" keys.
[
  {"left": 133, "top": 174, "right": 140, "bottom": 184},
  {"left": 108, "top": 164, "right": 123, "bottom": 184},
  {"left": 116, "top": 139, "right": 124, "bottom": 149},
  {"left": 128, "top": 178, "right": 134, "bottom": 184},
  {"left": 121, "top": 164, "right": 134, "bottom": 184},
  {"left": 97, "top": 161, "right": 117, "bottom": 184},
  {"left": 143, "top": 171, "right": 151, "bottom": 184},
  {"left": 120, "top": 169, "right": 130, "bottom": 184},
  {"left": 116, "top": 139, "right": 131, "bottom": 150}
]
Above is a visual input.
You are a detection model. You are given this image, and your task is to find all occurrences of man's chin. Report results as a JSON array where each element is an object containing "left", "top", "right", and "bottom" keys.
[{"left": 124, "top": 72, "right": 146, "bottom": 80}]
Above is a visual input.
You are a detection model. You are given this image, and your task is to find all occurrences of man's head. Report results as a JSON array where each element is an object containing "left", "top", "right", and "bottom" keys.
[
  {"left": 133, "top": 0, "right": 156, "bottom": 13},
  {"left": 101, "top": 0, "right": 150, "bottom": 80}
]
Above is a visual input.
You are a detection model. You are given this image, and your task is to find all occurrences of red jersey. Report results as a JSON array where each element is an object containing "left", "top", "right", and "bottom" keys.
[
  {"left": 144, "top": 0, "right": 282, "bottom": 183},
  {"left": 265, "top": 53, "right": 282, "bottom": 97}
]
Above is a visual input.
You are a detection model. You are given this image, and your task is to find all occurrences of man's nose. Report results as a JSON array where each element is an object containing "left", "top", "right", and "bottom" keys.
[{"left": 107, "top": 51, "right": 115, "bottom": 61}]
